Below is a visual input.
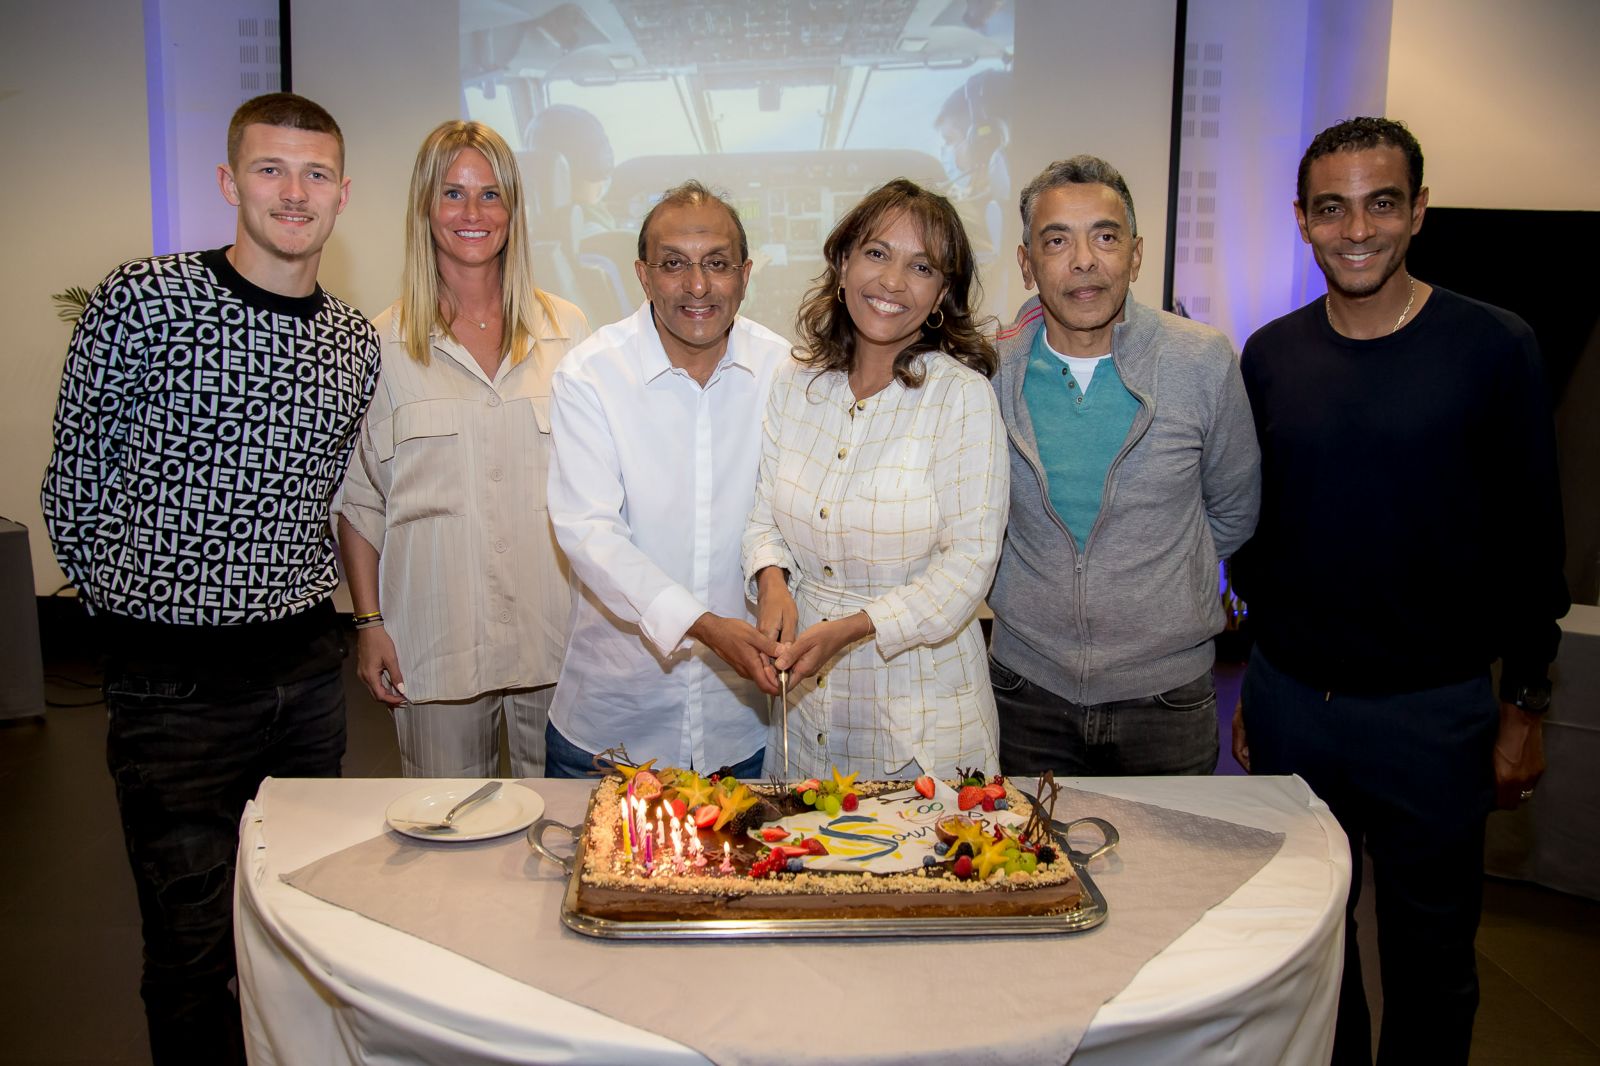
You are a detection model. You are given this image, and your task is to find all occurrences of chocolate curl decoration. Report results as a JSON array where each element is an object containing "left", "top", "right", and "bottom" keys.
[
  {"left": 592, "top": 744, "right": 637, "bottom": 776},
  {"left": 1022, "top": 771, "right": 1062, "bottom": 848}
]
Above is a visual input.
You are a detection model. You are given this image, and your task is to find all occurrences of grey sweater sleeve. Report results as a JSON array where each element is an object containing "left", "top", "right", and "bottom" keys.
[{"left": 1198, "top": 344, "right": 1261, "bottom": 559}]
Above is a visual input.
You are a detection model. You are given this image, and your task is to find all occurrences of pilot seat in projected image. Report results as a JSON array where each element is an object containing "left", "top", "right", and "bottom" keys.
[{"left": 460, "top": 0, "right": 1017, "bottom": 334}]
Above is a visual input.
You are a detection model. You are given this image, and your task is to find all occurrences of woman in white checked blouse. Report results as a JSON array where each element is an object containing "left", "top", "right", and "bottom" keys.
[
  {"left": 744, "top": 179, "right": 1009, "bottom": 779},
  {"left": 335, "top": 122, "right": 588, "bottom": 778}
]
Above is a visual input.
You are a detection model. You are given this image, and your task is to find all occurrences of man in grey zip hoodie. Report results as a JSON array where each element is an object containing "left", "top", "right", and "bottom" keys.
[{"left": 988, "top": 156, "right": 1259, "bottom": 776}]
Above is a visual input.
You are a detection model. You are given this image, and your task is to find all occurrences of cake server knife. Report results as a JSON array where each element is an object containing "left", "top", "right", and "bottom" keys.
[{"left": 780, "top": 669, "right": 790, "bottom": 781}]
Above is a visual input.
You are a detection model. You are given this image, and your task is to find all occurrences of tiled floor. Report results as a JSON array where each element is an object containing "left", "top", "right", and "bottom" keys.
[{"left": 1, "top": 641, "right": 1595, "bottom": 1064}]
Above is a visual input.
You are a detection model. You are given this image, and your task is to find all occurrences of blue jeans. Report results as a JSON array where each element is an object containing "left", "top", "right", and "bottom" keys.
[
  {"left": 544, "top": 720, "right": 765, "bottom": 780},
  {"left": 993, "top": 658, "right": 1218, "bottom": 776},
  {"left": 1241, "top": 645, "right": 1497, "bottom": 1066},
  {"left": 106, "top": 663, "right": 346, "bottom": 1065}
]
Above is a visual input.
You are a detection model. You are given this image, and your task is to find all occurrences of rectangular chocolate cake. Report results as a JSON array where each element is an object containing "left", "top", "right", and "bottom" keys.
[{"left": 574, "top": 771, "right": 1082, "bottom": 922}]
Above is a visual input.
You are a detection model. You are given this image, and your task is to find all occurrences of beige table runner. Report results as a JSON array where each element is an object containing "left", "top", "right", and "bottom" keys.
[{"left": 285, "top": 785, "right": 1285, "bottom": 1066}]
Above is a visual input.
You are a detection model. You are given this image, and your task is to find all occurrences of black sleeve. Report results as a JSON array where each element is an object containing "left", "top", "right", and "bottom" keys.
[
  {"left": 1495, "top": 319, "right": 1570, "bottom": 700},
  {"left": 39, "top": 271, "right": 135, "bottom": 590}
]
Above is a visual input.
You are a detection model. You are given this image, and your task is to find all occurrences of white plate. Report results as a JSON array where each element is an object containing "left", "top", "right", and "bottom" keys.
[{"left": 385, "top": 781, "right": 544, "bottom": 842}]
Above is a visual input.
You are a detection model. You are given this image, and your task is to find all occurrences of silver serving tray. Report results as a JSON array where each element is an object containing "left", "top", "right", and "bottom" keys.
[{"left": 528, "top": 793, "right": 1118, "bottom": 940}]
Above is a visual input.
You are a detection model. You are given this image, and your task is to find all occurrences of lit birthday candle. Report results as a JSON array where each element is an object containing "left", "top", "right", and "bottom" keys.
[
  {"left": 687, "top": 821, "right": 706, "bottom": 866},
  {"left": 620, "top": 793, "right": 633, "bottom": 862},
  {"left": 630, "top": 797, "right": 643, "bottom": 864},
  {"left": 720, "top": 840, "right": 733, "bottom": 873}
]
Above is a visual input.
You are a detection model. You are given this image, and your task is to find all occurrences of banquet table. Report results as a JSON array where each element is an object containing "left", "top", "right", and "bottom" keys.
[{"left": 237, "top": 775, "right": 1348, "bottom": 1065}]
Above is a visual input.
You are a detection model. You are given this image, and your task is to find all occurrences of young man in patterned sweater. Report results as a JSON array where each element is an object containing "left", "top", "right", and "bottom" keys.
[{"left": 40, "top": 93, "right": 379, "bottom": 1065}]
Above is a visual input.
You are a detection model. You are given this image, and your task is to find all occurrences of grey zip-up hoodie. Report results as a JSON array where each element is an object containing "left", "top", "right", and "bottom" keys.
[{"left": 988, "top": 293, "right": 1260, "bottom": 705}]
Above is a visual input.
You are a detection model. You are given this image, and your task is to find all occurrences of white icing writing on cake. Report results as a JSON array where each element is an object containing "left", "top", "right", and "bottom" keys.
[{"left": 750, "top": 781, "right": 1029, "bottom": 874}]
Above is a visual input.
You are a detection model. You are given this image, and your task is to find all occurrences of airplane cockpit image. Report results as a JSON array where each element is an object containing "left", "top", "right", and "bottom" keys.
[{"left": 459, "top": 0, "right": 1015, "bottom": 333}]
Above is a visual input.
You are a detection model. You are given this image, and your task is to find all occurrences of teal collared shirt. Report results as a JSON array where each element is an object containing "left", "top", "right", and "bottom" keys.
[{"left": 1021, "top": 329, "right": 1140, "bottom": 551}]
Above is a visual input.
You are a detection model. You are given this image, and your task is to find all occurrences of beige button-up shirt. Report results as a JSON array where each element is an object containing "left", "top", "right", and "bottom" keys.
[
  {"left": 743, "top": 353, "right": 1009, "bottom": 777},
  {"left": 336, "top": 296, "right": 589, "bottom": 704}
]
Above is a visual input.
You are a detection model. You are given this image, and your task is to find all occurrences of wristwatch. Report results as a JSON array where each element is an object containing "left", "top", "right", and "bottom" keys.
[{"left": 1512, "top": 683, "right": 1553, "bottom": 715}]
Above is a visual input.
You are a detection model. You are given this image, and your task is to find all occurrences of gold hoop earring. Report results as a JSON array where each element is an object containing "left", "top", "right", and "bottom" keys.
[
  {"left": 837, "top": 285, "right": 846, "bottom": 302},
  {"left": 925, "top": 308, "right": 945, "bottom": 330}
]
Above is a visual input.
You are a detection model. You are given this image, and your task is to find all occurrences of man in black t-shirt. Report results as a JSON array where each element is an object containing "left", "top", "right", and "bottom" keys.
[
  {"left": 41, "top": 93, "right": 379, "bottom": 1065},
  {"left": 1231, "top": 117, "right": 1567, "bottom": 1065}
]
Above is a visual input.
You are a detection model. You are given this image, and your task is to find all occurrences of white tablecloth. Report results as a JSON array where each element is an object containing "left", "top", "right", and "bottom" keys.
[{"left": 237, "top": 775, "right": 1348, "bottom": 1065}]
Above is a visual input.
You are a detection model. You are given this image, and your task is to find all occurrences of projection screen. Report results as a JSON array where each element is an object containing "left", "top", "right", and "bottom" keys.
[{"left": 293, "top": 0, "right": 1178, "bottom": 333}]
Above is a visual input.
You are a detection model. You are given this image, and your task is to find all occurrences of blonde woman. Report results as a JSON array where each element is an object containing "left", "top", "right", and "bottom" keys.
[{"left": 336, "top": 121, "right": 588, "bottom": 777}]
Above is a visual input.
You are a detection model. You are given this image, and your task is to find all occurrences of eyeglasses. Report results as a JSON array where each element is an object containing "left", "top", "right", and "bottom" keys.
[{"left": 640, "top": 255, "right": 743, "bottom": 277}]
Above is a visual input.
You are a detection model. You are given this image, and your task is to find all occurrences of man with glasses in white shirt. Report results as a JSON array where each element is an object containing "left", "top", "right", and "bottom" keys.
[{"left": 546, "top": 180, "right": 791, "bottom": 778}]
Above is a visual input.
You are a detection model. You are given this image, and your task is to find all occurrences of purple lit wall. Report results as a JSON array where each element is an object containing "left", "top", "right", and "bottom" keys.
[
  {"left": 1172, "top": 0, "right": 1391, "bottom": 350},
  {"left": 143, "top": 0, "right": 282, "bottom": 256}
]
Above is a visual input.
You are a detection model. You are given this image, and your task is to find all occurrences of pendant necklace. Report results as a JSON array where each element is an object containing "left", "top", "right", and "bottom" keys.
[{"left": 1327, "top": 274, "right": 1416, "bottom": 335}]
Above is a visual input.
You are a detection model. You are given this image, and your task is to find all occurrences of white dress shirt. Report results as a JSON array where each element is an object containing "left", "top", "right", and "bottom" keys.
[
  {"left": 547, "top": 302, "right": 791, "bottom": 770},
  {"left": 743, "top": 353, "right": 1009, "bottom": 777},
  {"left": 335, "top": 297, "right": 588, "bottom": 704}
]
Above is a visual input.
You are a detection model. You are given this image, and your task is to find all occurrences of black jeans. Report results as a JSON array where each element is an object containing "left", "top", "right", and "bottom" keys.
[
  {"left": 1241, "top": 645, "right": 1497, "bottom": 1066},
  {"left": 106, "top": 663, "right": 346, "bottom": 1065},
  {"left": 992, "top": 658, "right": 1218, "bottom": 776}
]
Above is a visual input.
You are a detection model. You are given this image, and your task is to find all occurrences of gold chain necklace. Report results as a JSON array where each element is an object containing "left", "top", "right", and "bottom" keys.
[{"left": 1327, "top": 274, "right": 1415, "bottom": 336}]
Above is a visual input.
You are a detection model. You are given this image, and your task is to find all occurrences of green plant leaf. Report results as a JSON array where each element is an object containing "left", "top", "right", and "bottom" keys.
[{"left": 52, "top": 286, "right": 93, "bottom": 324}]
